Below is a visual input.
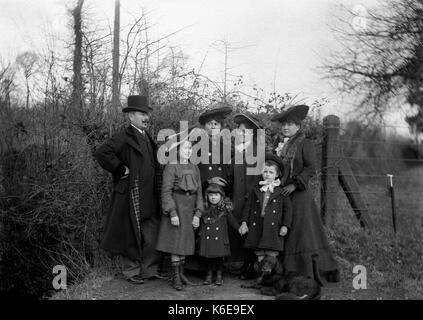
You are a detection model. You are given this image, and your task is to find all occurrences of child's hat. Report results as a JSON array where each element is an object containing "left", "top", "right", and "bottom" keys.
[
  {"left": 265, "top": 153, "right": 285, "bottom": 175},
  {"left": 204, "top": 177, "right": 228, "bottom": 197}
]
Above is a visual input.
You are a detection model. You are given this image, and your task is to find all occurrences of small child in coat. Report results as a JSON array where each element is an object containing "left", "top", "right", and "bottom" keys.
[
  {"left": 239, "top": 154, "right": 292, "bottom": 277},
  {"left": 197, "top": 177, "right": 240, "bottom": 285}
]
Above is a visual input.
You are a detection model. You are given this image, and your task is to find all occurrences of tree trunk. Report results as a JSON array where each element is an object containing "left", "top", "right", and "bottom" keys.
[
  {"left": 112, "top": 0, "right": 121, "bottom": 109},
  {"left": 71, "top": 0, "right": 84, "bottom": 114}
]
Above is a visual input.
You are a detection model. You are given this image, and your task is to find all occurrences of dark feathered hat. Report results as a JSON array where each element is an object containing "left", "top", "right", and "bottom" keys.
[
  {"left": 198, "top": 106, "right": 232, "bottom": 125},
  {"left": 270, "top": 105, "right": 309, "bottom": 123},
  {"left": 233, "top": 112, "right": 263, "bottom": 129}
]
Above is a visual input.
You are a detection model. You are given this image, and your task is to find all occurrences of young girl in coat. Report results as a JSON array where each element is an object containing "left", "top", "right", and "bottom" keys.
[
  {"left": 197, "top": 177, "right": 240, "bottom": 285},
  {"left": 156, "top": 139, "right": 204, "bottom": 291},
  {"left": 239, "top": 154, "right": 292, "bottom": 275}
]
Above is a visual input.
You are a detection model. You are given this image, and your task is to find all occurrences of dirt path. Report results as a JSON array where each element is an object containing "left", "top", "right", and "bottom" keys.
[{"left": 86, "top": 272, "right": 389, "bottom": 300}]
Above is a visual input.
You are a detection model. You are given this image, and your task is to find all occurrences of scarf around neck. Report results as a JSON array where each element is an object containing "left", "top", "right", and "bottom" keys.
[
  {"left": 274, "top": 130, "right": 306, "bottom": 184},
  {"left": 259, "top": 178, "right": 281, "bottom": 193}
]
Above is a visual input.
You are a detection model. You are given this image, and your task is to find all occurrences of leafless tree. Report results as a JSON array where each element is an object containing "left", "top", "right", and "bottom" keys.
[
  {"left": 322, "top": 0, "right": 423, "bottom": 134},
  {"left": 16, "top": 52, "right": 39, "bottom": 109},
  {"left": 71, "top": 0, "right": 85, "bottom": 114},
  {"left": 112, "top": 0, "right": 120, "bottom": 110}
]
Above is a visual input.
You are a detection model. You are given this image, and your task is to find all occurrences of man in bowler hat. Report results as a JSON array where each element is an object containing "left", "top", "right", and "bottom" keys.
[{"left": 95, "top": 95, "right": 162, "bottom": 284}]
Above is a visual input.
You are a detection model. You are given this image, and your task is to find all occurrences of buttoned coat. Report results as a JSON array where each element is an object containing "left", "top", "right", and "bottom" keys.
[
  {"left": 198, "top": 139, "right": 232, "bottom": 189},
  {"left": 197, "top": 202, "right": 239, "bottom": 258},
  {"left": 94, "top": 125, "right": 161, "bottom": 262},
  {"left": 242, "top": 185, "right": 292, "bottom": 251}
]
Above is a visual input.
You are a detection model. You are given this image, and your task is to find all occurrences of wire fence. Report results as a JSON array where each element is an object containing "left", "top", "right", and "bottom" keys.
[{"left": 318, "top": 121, "right": 423, "bottom": 233}]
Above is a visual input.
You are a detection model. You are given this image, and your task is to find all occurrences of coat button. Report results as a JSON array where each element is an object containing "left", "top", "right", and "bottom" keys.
[
  {"left": 206, "top": 236, "right": 210, "bottom": 240},
  {"left": 207, "top": 227, "right": 210, "bottom": 230},
  {"left": 273, "top": 210, "right": 276, "bottom": 213},
  {"left": 218, "top": 167, "right": 222, "bottom": 171},
  {"left": 253, "top": 223, "right": 256, "bottom": 226},
  {"left": 186, "top": 192, "right": 190, "bottom": 196},
  {"left": 215, "top": 237, "right": 218, "bottom": 240},
  {"left": 209, "top": 166, "right": 212, "bottom": 171},
  {"left": 256, "top": 200, "right": 259, "bottom": 203},
  {"left": 273, "top": 200, "right": 276, "bottom": 203},
  {"left": 216, "top": 227, "right": 219, "bottom": 230},
  {"left": 254, "top": 211, "right": 256, "bottom": 214},
  {"left": 272, "top": 222, "right": 275, "bottom": 225},
  {"left": 208, "top": 152, "right": 212, "bottom": 156}
]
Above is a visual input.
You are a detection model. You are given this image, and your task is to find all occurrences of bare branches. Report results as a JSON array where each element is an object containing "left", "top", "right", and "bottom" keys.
[{"left": 322, "top": 0, "right": 423, "bottom": 128}]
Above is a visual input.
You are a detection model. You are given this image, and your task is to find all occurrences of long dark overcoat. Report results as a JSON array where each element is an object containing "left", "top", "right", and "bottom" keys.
[
  {"left": 198, "top": 138, "right": 232, "bottom": 188},
  {"left": 241, "top": 185, "right": 292, "bottom": 251},
  {"left": 279, "top": 134, "right": 340, "bottom": 279},
  {"left": 94, "top": 125, "right": 161, "bottom": 262},
  {"left": 229, "top": 145, "right": 262, "bottom": 260}
]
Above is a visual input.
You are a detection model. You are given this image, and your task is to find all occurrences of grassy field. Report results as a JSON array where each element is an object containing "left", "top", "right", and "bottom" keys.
[{"left": 328, "top": 164, "right": 423, "bottom": 299}]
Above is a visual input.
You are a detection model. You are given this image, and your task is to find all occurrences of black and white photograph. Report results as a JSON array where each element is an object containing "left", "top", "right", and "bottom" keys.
[{"left": 0, "top": 0, "right": 422, "bottom": 305}]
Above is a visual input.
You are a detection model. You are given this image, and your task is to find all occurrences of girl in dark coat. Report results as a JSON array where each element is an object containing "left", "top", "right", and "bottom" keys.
[
  {"left": 271, "top": 105, "right": 340, "bottom": 285},
  {"left": 197, "top": 177, "right": 240, "bottom": 285},
  {"left": 156, "top": 140, "right": 204, "bottom": 290},
  {"left": 239, "top": 154, "right": 293, "bottom": 266}
]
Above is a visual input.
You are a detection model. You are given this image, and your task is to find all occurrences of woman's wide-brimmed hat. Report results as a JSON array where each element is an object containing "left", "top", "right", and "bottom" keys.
[
  {"left": 264, "top": 153, "right": 285, "bottom": 175},
  {"left": 198, "top": 105, "right": 232, "bottom": 125},
  {"left": 270, "top": 104, "right": 309, "bottom": 123},
  {"left": 122, "top": 95, "right": 152, "bottom": 113},
  {"left": 204, "top": 177, "right": 228, "bottom": 197},
  {"left": 233, "top": 112, "right": 263, "bottom": 129}
]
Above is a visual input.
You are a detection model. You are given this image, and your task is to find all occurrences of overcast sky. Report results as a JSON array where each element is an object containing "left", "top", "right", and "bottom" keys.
[{"left": 0, "top": 0, "right": 412, "bottom": 134}]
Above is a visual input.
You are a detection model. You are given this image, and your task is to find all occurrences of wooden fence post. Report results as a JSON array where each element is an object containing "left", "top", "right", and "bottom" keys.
[
  {"left": 321, "top": 115, "right": 340, "bottom": 227},
  {"left": 321, "top": 115, "right": 373, "bottom": 229}
]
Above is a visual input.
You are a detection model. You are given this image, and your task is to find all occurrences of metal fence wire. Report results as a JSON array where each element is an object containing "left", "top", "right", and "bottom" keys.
[{"left": 318, "top": 118, "right": 423, "bottom": 233}]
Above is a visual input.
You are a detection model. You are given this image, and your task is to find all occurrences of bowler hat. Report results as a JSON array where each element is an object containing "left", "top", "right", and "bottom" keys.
[
  {"left": 198, "top": 106, "right": 232, "bottom": 125},
  {"left": 233, "top": 112, "right": 263, "bottom": 129},
  {"left": 122, "top": 95, "right": 152, "bottom": 113},
  {"left": 265, "top": 153, "right": 285, "bottom": 175},
  {"left": 271, "top": 105, "right": 309, "bottom": 123}
]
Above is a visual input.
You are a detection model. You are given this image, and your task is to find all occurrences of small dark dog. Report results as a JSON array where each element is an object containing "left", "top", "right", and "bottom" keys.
[{"left": 241, "top": 255, "right": 322, "bottom": 300}]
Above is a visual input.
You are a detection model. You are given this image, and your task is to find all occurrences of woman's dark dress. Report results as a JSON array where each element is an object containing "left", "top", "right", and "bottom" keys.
[{"left": 277, "top": 132, "right": 339, "bottom": 282}]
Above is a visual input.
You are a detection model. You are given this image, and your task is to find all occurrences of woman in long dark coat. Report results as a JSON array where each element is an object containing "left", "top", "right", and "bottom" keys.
[
  {"left": 197, "top": 105, "right": 233, "bottom": 186},
  {"left": 271, "top": 105, "right": 340, "bottom": 285},
  {"left": 230, "top": 113, "right": 263, "bottom": 278},
  {"left": 185, "top": 105, "right": 233, "bottom": 271}
]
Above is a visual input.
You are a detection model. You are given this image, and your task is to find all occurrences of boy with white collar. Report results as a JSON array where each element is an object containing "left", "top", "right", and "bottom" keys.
[{"left": 239, "top": 154, "right": 292, "bottom": 264}]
